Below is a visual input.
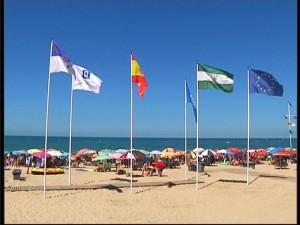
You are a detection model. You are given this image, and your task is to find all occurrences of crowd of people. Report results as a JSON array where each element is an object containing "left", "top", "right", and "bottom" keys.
[
  {"left": 4, "top": 149, "right": 297, "bottom": 176},
  {"left": 4, "top": 152, "right": 68, "bottom": 174},
  {"left": 141, "top": 154, "right": 168, "bottom": 177}
]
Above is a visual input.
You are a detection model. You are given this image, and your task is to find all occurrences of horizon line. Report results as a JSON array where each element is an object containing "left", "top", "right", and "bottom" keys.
[{"left": 4, "top": 135, "right": 296, "bottom": 139}]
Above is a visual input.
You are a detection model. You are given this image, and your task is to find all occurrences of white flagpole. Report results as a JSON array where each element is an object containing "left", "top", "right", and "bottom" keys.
[
  {"left": 287, "top": 102, "right": 293, "bottom": 162},
  {"left": 130, "top": 53, "right": 133, "bottom": 194},
  {"left": 196, "top": 64, "right": 199, "bottom": 190},
  {"left": 68, "top": 83, "right": 74, "bottom": 186},
  {"left": 247, "top": 68, "right": 250, "bottom": 185},
  {"left": 184, "top": 79, "right": 187, "bottom": 180},
  {"left": 44, "top": 40, "right": 53, "bottom": 199}
]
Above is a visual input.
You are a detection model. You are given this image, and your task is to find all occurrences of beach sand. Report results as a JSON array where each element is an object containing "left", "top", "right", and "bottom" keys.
[{"left": 4, "top": 162, "right": 297, "bottom": 224}]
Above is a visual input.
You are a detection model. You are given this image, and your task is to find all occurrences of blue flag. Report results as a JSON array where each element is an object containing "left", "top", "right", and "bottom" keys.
[
  {"left": 249, "top": 69, "right": 283, "bottom": 96},
  {"left": 186, "top": 81, "right": 197, "bottom": 123}
]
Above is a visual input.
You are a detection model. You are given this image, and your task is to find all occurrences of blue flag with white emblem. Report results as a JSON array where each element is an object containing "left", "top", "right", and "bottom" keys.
[{"left": 249, "top": 69, "right": 283, "bottom": 96}]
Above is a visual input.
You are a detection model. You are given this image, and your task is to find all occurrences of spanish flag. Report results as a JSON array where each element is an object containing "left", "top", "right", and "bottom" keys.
[{"left": 131, "top": 54, "right": 148, "bottom": 97}]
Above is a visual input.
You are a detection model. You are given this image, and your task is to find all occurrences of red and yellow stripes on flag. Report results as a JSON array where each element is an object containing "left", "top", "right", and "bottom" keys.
[{"left": 131, "top": 54, "right": 148, "bottom": 97}]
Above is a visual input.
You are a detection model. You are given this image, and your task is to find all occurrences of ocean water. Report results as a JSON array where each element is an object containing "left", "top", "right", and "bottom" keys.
[{"left": 3, "top": 136, "right": 297, "bottom": 154}]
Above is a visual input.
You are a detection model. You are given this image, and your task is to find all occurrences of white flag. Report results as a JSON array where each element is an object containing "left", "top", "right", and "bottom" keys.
[{"left": 72, "top": 64, "right": 102, "bottom": 94}]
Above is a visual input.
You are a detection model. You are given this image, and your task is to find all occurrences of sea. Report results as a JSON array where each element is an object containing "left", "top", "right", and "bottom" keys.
[{"left": 3, "top": 135, "right": 297, "bottom": 154}]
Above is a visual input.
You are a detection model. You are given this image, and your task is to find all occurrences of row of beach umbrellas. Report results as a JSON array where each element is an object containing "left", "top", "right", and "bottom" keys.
[
  {"left": 6, "top": 148, "right": 69, "bottom": 158},
  {"left": 6, "top": 146, "right": 297, "bottom": 160}
]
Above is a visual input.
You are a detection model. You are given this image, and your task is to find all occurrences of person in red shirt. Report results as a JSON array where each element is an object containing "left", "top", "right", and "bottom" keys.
[{"left": 155, "top": 160, "right": 165, "bottom": 177}]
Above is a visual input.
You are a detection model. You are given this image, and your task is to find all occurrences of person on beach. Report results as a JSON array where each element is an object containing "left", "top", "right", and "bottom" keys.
[
  {"left": 155, "top": 160, "right": 165, "bottom": 177},
  {"left": 5, "top": 155, "right": 9, "bottom": 167},
  {"left": 9, "top": 153, "right": 14, "bottom": 167},
  {"left": 26, "top": 155, "right": 32, "bottom": 174},
  {"left": 141, "top": 162, "right": 150, "bottom": 176},
  {"left": 149, "top": 154, "right": 157, "bottom": 166}
]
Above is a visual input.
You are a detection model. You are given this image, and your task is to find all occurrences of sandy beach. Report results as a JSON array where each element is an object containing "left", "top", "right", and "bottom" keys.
[{"left": 4, "top": 162, "right": 297, "bottom": 224}]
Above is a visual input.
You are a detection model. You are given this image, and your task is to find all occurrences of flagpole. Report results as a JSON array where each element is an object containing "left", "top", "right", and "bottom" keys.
[
  {"left": 196, "top": 63, "right": 199, "bottom": 190},
  {"left": 287, "top": 102, "right": 293, "bottom": 162},
  {"left": 68, "top": 83, "right": 74, "bottom": 186},
  {"left": 44, "top": 40, "right": 53, "bottom": 199},
  {"left": 247, "top": 68, "right": 250, "bottom": 185},
  {"left": 130, "top": 53, "right": 133, "bottom": 194},
  {"left": 184, "top": 79, "right": 187, "bottom": 180}
]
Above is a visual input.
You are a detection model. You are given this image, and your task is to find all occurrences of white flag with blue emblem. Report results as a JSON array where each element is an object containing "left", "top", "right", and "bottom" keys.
[{"left": 72, "top": 64, "right": 102, "bottom": 94}]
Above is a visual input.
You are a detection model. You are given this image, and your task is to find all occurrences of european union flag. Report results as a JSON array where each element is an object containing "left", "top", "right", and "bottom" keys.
[
  {"left": 249, "top": 69, "right": 283, "bottom": 96},
  {"left": 186, "top": 81, "right": 197, "bottom": 123}
]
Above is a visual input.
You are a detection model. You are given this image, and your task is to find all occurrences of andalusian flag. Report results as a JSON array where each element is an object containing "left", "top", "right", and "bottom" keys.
[
  {"left": 197, "top": 64, "right": 234, "bottom": 93},
  {"left": 131, "top": 54, "right": 148, "bottom": 97}
]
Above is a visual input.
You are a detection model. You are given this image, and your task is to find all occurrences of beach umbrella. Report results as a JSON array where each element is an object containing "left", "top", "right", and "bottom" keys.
[
  {"left": 192, "top": 147, "right": 205, "bottom": 153},
  {"left": 274, "top": 150, "right": 297, "bottom": 157},
  {"left": 132, "top": 150, "right": 146, "bottom": 159},
  {"left": 138, "top": 149, "right": 149, "bottom": 155},
  {"left": 32, "top": 151, "right": 52, "bottom": 158},
  {"left": 282, "top": 148, "right": 297, "bottom": 155},
  {"left": 110, "top": 152, "right": 123, "bottom": 159},
  {"left": 268, "top": 147, "right": 284, "bottom": 155},
  {"left": 199, "top": 149, "right": 216, "bottom": 156},
  {"left": 86, "top": 150, "right": 97, "bottom": 155},
  {"left": 162, "top": 147, "right": 175, "bottom": 153},
  {"left": 217, "top": 149, "right": 227, "bottom": 154},
  {"left": 160, "top": 152, "right": 176, "bottom": 158},
  {"left": 62, "top": 152, "right": 69, "bottom": 157},
  {"left": 250, "top": 149, "right": 267, "bottom": 157},
  {"left": 150, "top": 150, "right": 162, "bottom": 155},
  {"left": 189, "top": 151, "right": 196, "bottom": 158},
  {"left": 92, "top": 154, "right": 110, "bottom": 162},
  {"left": 266, "top": 147, "right": 276, "bottom": 152},
  {"left": 227, "top": 147, "right": 242, "bottom": 153},
  {"left": 176, "top": 150, "right": 185, "bottom": 156},
  {"left": 233, "top": 152, "right": 244, "bottom": 159},
  {"left": 256, "top": 148, "right": 267, "bottom": 152},
  {"left": 12, "top": 150, "right": 27, "bottom": 155},
  {"left": 119, "top": 152, "right": 139, "bottom": 160},
  {"left": 47, "top": 149, "right": 63, "bottom": 157},
  {"left": 76, "top": 148, "right": 89, "bottom": 156},
  {"left": 71, "top": 155, "right": 78, "bottom": 160},
  {"left": 248, "top": 149, "right": 256, "bottom": 153},
  {"left": 116, "top": 149, "right": 128, "bottom": 153},
  {"left": 100, "top": 149, "right": 115, "bottom": 154},
  {"left": 225, "top": 151, "right": 235, "bottom": 156},
  {"left": 27, "top": 149, "right": 42, "bottom": 154}
]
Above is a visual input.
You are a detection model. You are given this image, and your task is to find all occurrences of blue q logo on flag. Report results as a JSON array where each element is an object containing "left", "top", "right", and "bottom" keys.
[{"left": 82, "top": 70, "right": 90, "bottom": 79}]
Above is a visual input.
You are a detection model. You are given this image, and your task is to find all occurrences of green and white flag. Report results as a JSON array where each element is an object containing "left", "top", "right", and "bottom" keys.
[{"left": 197, "top": 64, "right": 234, "bottom": 93}]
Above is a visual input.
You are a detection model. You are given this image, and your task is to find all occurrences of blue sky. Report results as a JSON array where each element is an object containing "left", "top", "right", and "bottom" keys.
[{"left": 4, "top": 0, "right": 297, "bottom": 138}]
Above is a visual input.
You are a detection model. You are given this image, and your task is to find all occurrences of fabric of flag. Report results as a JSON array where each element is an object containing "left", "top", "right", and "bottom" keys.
[
  {"left": 197, "top": 64, "right": 234, "bottom": 93},
  {"left": 186, "top": 81, "right": 197, "bottom": 123},
  {"left": 72, "top": 64, "right": 102, "bottom": 94},
  {"left": 249, "top": 69, "right": 283, "bottom": 96},
  {"left": 131, "top": 54, "right": 148, "bottom": 97},
  {"left": 49, "top": 41, "right": 74, "bottom": 74}
]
